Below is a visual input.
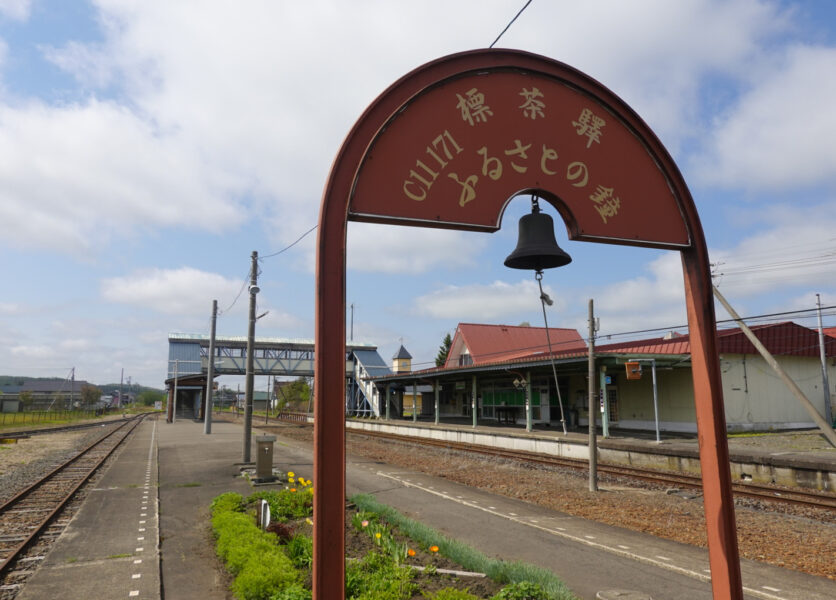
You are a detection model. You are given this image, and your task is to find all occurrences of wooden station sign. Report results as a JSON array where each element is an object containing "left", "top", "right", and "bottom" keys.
[{"left": 349, "top": 67, "right": 691, "bottom": 249}]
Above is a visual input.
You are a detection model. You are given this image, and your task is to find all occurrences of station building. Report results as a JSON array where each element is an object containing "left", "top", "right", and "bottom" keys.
[{"left": 373, "top": 322, "right": 836, "bottom": 434}]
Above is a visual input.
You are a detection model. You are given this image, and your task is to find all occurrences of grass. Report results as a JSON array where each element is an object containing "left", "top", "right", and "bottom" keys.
[
  {"left": 107, "top": 553, "right": 132, "bottom": 559},
  {"left": 351, "top": 494, "right": 576, "bottom": 599}
]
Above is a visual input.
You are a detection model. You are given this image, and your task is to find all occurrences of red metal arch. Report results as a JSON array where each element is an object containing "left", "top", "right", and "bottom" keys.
[{"left": 315, "top": 49, "right": 741, "bottom": 599}]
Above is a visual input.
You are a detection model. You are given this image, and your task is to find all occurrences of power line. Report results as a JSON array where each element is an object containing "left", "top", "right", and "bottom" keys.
[
  {"left": 260, "top": 224, "right": 318, "bottom": 260},
  {"left": 489, "top": 0, "right": 533, "bottom": 48}
]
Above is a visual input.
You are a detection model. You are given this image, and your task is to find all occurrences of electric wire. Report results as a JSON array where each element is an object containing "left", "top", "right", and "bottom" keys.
[
  {"left": 259, "top": 224, "right": 318, "bottom": 260},
  {"left": 489, "top": 0, "right": 533, "bottom": 48}
]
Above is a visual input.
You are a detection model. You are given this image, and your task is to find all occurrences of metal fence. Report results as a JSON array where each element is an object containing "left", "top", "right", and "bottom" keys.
[{"left": 0, "top": 409, "right": 102, "bottom": 427}]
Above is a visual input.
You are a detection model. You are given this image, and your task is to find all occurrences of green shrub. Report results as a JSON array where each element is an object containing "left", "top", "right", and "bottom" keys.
[
  {"left": 248, "top": 489, "right": 313, "bottom": 522},
  {"left": 270, "top": 583, "right": 311, "bottom": 600},
  {"left": 285, "top": 534, "right": 313, "bottom": 569},
  {"left": 424, "top": 589, "right": 481, "bottom": 599},
  {"left": 232, "top": 551, "right": 300, "bottom": 600},
  {"left": 212, "top": 492, "right": 302, "bottom": 598},
  {"left": 492, "top": 582, "right": 550, "bottom": 600},
  {"left": 345, "top": 550, "right": 417, "bottom": 600},
  {"left": 211, "top": 492, "right": 244, "bottom": 513}
]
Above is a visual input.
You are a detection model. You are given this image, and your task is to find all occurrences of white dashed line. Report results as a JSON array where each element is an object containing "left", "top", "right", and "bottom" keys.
[
  {"left": 132, "top": 573, "right": 141, "bottom": 579},
  {"left": 135, "top": 547, "right": 144, "bottom": 552},
  {"left": 129, "top": 591, "right": 139, "bottom": 597}
]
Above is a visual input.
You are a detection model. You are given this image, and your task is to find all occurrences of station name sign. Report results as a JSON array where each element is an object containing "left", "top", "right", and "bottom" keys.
[{"left": 349, "top": 68, "right": 691, "bottom": 249}]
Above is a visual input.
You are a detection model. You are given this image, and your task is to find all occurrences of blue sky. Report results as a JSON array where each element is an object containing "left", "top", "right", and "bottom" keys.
[{"left": 1, "top": 0, "right": 835, "bottom": 390}]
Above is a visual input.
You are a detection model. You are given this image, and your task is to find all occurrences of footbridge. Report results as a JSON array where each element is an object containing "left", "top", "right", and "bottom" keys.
[{"left": 166, "top": 333, "right": 390, "bottom": 416}]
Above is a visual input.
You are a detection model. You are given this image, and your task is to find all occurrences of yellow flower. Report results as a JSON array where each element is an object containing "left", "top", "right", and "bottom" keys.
[
  {"left": 305, "top": 517, "right": 313, "bottom": 525},
  {"left": 429, "top": 545, "right": 439, "bottom": 553},
  {"left": 289, "top": 477, "right": 295, "bottom": 483},
  {"left": 287, "top": 471, "right": 295, "bottom": 478},
  {"left": 375, "top": 532, "right": 381, "bottom": 539}
]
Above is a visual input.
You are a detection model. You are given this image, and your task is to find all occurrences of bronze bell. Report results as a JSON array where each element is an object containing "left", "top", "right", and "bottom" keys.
[{"left": 504, "top": 203, "right": 572, "bottom": 270}]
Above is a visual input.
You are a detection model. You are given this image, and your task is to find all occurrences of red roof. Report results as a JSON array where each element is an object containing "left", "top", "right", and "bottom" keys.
[
  {"left": 446, "top": 323, "right": 586, "bottom": 367},
  {"left": 596, "top": 322, "right": 836, "bottom": 358},
  {"left": 823, "top": 326, "right": 836, "bottom": 339}
]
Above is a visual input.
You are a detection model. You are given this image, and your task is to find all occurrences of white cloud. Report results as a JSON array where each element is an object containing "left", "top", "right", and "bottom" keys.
[
  {"left": 577, "top": 253, "right": 688, "bottom": 336},
  {"left": 710, "top": 211, "right": 836, "bottom": 296},
  {"left": 101, "top": 267, "right": 246, "bottom": 316},
  {"left": 11, "top": 344, "right": 54, "bottom": 359},
  {"left": 0, "top": 0, "right": 30, "bottom": 21},
  {"left": 413, "top": 279, "right": 564, "bottom": 320},
  {"left": 347, "top": 223, "right": 487, "bottom": 274},
  {"left": 694, "top": 45, "right": 836, "bottom": 190},
  {"left": 0, "top": 100, "right": 245, "bottom": 254},
  {"left": 510, "top": 0, "right": 789, "bottom": 148}
]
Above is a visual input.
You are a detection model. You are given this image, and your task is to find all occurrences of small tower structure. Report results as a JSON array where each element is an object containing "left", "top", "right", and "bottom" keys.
[{"left": 392, "top": 344, "right": 412, "bottom": 374}]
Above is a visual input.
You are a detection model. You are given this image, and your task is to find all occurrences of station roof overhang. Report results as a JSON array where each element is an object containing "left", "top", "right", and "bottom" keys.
[{"left": 368, "top": 351, "right": 691, "bottom": 385}]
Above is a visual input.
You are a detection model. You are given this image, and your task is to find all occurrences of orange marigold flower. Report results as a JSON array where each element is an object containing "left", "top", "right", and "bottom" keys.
[
  {"left": 429, "top": 545, "right": 439, "bottom": 553},
  {"left": 290, "top": 488, "right": 297, "bottom": 492},
  {"left": 407, "top": 549, "right": 416, "bottom": 557}
]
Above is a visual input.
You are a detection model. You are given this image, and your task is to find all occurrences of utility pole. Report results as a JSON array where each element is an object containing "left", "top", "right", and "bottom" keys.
[
  {"left": 70, "top": 367, "right": 75, "bottom": 409},
  {"left": 816, "top": 294, "right": 833, "bottom": 427},
  {"left": 350, "top": 303, "right": 354, "bottom": 342},
  {"left": 243, "top": 251, "right": 259, "bottom": 463},
  {"left": 119, "top": 368, "right": 124, "bottom": 410},
  {"left": 587, "top": 299, "right": 598, "bottom": 492},
  {"left": 204, "top": 299, "right": 218, "bottom": 435}
]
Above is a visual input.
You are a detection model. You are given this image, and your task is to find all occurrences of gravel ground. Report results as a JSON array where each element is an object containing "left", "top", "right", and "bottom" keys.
[
  {"left": 0, "top": 423, "right": 120, "bottom": 504},
  {"left": 274, "top": 425, "right": 836, "bottom": 582}
]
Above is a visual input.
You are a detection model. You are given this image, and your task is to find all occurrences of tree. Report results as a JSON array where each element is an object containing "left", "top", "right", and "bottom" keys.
[
  {"left": 19, "top": 390, "right": 33, "bottom": 410},
  {"left": 275, "top": 377, "right": 311, "bottom": 412},
  {"left": 137, "top": 389, "right": 165, "bottom": 407},
  {"left": 81, "top": 384, "right": 102, "bottom": 407},
  {"left": 435, "top": 333, "right": 453, "bottom": 367}
]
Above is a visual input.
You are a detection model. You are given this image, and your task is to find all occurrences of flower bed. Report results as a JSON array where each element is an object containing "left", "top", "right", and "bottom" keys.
[{"left": 210, "top": 475, "right": 576, "bottom": 599}]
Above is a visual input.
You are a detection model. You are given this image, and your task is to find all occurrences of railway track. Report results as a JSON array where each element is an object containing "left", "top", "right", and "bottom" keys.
[
  {"left": 345, "top": 428, "right": 836, "bottom": 512},
  {"left": 0, "top": 414, "right": 145, "bottom": 593}
]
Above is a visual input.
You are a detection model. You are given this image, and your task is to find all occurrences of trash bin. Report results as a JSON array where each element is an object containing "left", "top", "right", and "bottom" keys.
[{"left": 255, "top": 435, "right": 276, "bottom": 481}]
